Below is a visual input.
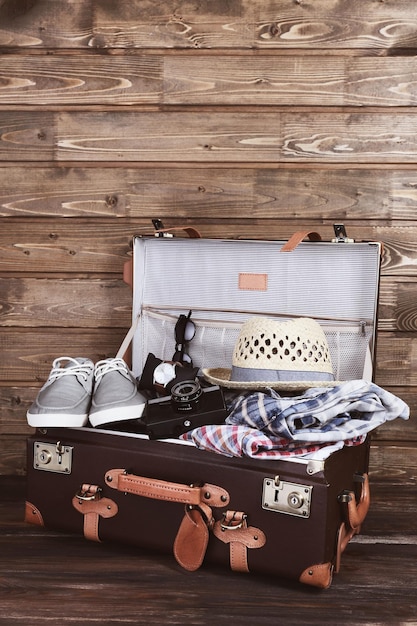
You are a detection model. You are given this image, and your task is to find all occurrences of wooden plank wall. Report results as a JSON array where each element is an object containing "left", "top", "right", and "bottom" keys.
[{"left": 0, "top": 0, "right": 416, "bottom": 478}]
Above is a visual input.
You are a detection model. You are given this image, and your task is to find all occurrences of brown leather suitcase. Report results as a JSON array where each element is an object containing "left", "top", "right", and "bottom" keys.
[
  {"left": 26, "top": 426, "right": 370, "bottom": 588},
  {"left": 25, "top": 228, "right": 383, "bottom": 588}
]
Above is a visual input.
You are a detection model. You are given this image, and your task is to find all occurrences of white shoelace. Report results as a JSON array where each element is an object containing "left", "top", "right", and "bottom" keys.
[
  {"left": 94, "top": 358, "right": 130, "bottom": 384},
  {"left": 49, "top": 357, "right": 93, "bottom": 383}
]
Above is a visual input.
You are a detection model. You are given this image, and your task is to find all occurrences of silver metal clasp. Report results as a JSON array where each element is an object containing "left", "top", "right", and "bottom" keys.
[
  {"left": 262, "top": 476, "right": 312, "bottom": 518},
  {"left": 75, "top": 484, "right": 102, "bottom": 502},
  {"left": 332, "top": 223, "right": 354, "bottom": 243},
  {"left": 220, "top": 511, "right": 247, "bottom": 531},
  {"left": 33, "top": 441, "right": 73, "bottom": 474},
  {"left": 152, "top": 218, "right": 173, "bottom": 237}
]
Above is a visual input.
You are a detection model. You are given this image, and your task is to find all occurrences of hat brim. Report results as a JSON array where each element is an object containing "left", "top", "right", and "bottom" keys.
[{"left": 202, "top": 368, "right": 341, "bottom": 391}]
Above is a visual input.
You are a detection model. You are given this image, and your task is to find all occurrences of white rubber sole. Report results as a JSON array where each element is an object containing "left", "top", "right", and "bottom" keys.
[
  {"left": 26, "top": 412, "right": 89, "bottom": 428},
  {"left": 88, "top": 403, "right": 146, "bottom": 427}
]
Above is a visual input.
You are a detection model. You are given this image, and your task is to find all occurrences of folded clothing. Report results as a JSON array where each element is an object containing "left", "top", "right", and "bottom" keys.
[
  {"left": 225, "top": 380, "right": 409, "bottom": 443},
  {"left": 181, "top": 424, "right": 358, "bottom": 459},
  {"left": 181, "top": 380, "right": 409, "bottom": 459}
]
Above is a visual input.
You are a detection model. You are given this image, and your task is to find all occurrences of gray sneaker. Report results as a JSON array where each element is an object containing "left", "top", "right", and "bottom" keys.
[
  {"left": 89, "top": 358, "right": 146, "bottom": 427},
  {"left": 27, "top": 357, "right": 94, "bottom": 427}
]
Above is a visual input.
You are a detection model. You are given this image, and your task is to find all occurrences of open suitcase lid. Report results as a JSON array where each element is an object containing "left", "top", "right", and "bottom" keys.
[{"left": 126, "top": 234, "right": 382, "bottom": 386}]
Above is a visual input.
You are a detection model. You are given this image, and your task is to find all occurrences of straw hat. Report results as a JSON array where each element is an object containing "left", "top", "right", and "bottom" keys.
[{"left": 203, "top": 316, "right": 337, "bottom": 391}]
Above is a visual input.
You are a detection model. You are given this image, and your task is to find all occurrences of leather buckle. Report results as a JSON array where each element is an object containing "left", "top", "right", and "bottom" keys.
[
  {"left": 75, "top": 484, "right": 102, "bottom": 502},
  {"left": 220, "top": 511, "right": 247, "bottom": 531}
]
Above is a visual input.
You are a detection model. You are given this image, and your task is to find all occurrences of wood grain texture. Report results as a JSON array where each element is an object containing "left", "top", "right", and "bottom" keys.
[
  {"left": 253, "top": 0, "right": 417, "bottom": 50},
  {"left": 3, "top": 109, "right": 417, "bottom": 163},
  {"left": 0, "top": 112, "right": 53, "bottom": 160},
  {"left": 0, "top": 328, "right": 127, "bottom": 383},
  {"left": 0, "top": 436, "right": 27, "bottom": 475},
  {"left": 0, "top": 54, "right": 163, "bottom": 105},
  {"left": 0, "top": 220, "right": 134, "bottom": 273},
  {"left": 0, "top": 277, "right": 131, "bottom": 327},
  {"left": 92, "top": 0, "right": 254, "bottom": 50},
  {"left": 92, "top": 0, "right": 417, "bottom": 51},
  {"left": 164, "top": 56, "right": 417, "bottom": 107},
  {"left": 2, "top": 0, "right": 417, "bottom": 51},
  {"left": 375, "top": 332, "right": 417, "bottom": 386},
  {"left": 52, "top": 110, "right": 417, "bottom": 163},
  {"left": 0, "top": 0, "right": 93, "bottom": 48},
  {"left": 4, "top": 53, "right": 417, "bottom": 107},
  {"left": 0, "top": 385, "right": 39, "bottom": 435},
  {"left": 369, "top": 443, "right": 417, "bottom": 483},
  {"left": 3, "top": 166, "right": 417, "bottom": 221}
]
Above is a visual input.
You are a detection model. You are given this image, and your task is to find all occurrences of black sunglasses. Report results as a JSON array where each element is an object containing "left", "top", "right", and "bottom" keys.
[{"left": 173, "top": 310, "right": 196, "bottom": 367}]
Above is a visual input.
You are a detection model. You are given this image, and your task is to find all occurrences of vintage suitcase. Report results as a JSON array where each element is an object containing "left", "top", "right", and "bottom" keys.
[{"left": 26, "top": 228, "right": 383, "bottom": 588}]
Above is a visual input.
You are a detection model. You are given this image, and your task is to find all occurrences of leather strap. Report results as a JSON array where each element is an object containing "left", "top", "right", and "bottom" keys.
[
  {"left": 174, "top": 503, "right": 213, "bottom": 571},
  {"left": 123, "top": 258, "right": 134, "bottom": 289},
  {"left": 213, "top": 511, "right": 266, "bottom": 574},
  {"left": 335, "top": 474, "right": 370, "bottom": 574},
  {"left": 72, "top": 484, "right": 118, "bottom": 543},
  {"left": 157, "top": 226, "right": 201, "bottom": 238},
  {"left": 105, "top": 469, "right": 230, "bottom": 508},
  {"left": 280, "top": 230, "right": 322, "bottom": 252},
  {"left": 104, "top": 470, "right": 230, "bottom": 572},
  {"left": 335, "top": 521, "right": 359, "bottom": 574},
  {"left": 339, "top": 473, "right": 370, "bottom": 531}
]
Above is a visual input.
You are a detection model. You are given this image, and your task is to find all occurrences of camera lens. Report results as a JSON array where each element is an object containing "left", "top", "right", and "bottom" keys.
[{"left": 171, "top": 379, "right": 202, "bottom": 412}]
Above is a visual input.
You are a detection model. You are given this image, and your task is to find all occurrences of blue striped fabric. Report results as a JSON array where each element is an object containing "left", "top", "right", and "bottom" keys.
[{"left": 181, "top": 381, "right": 409, "bottom": 459}]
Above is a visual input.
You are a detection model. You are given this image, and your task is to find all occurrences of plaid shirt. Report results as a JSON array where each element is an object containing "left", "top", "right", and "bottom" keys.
[
  {"left": 181, "top": 380, "right": 409, "bottom": 459},
  {"left": 181, "top": 424, "right": 354, "bottom": 459}
]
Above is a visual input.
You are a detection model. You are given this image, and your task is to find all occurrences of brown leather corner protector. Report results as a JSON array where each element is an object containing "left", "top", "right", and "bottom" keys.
[
  {"left": 25, "top": 501, "right": 44, "bottom": 526},
  {"left": 299, "top": 562, "right": 333, "bottom": 589}
]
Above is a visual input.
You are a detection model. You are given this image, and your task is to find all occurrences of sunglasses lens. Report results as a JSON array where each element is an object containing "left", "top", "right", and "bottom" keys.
[
  {"left": 173, "top": 311, "right": 195, "bottom": 366},
  {"left": 174, "top": 318, "right": 186, "bottom": 342},
  {"left": 173, "top": 347, "right": 193, "bottom": 367},
  {"left": 175, "top": 315, "right": 195, "bottom": 341},
  {"left": 183, "top": 320, "right": 195, "bottom": 342},
  {"left": 182, "top": 353, "right": 193, "bottom": 364}
]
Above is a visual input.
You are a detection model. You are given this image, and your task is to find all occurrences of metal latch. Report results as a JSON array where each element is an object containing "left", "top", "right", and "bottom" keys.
[
  {"left": 33, "top": 441, "right": 73, "bottom": 474},
  {"left": 262, "top": 477, "right": 312, "bottom": 518},
  {"left": 152, "top": 218, "right": 173, "bottom": 237},
  {"left": 332, "top": 223, "right": 354, "bottom": 243}
]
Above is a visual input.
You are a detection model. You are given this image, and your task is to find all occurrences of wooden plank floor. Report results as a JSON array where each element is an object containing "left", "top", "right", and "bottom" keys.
[{"left": 1, "top": 476, "right": 416, "bottom": 626}]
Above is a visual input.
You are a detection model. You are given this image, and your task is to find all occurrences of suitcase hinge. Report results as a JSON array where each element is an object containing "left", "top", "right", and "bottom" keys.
[{"left": 332, "top": 223, "right": 354, "bottom": 243}]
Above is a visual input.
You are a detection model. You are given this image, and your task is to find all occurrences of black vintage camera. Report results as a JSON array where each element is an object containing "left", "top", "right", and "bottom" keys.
[
  {"left": 138, "top": 352, "right": 199, "bottom": 396},
  {"left": 144, "top": 377, "right": 228, "bottom": 439}
]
